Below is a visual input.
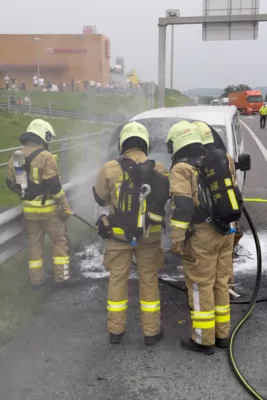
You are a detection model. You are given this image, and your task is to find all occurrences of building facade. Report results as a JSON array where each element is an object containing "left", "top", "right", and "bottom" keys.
[{"left": 0, "top": 34, "right": 111, "bottom": 89}]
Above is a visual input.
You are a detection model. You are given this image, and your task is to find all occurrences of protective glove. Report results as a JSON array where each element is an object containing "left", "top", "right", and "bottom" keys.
[
  {"left": 171, "top": 240, "right": 184, "bottom": 256},
  {"left": 60, "top": 204, "right": 73, "bottom": 219}
]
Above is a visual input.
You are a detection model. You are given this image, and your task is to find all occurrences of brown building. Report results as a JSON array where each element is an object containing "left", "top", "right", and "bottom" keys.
[{"left": 0, "top": 34, "right": 111, "bottom": 89}]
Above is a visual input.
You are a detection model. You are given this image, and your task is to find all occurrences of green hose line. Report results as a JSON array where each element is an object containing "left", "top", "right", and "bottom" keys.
[
  {"left": 227, "top": 205, "right": 265, "bottom": 400},
  {"left": 73, "top": 207, "right": 265, "bottom": 399}
]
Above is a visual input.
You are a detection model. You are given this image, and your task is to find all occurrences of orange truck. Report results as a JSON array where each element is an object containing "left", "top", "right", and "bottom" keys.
[{"left": 228, "top": 90, "right": 264, "bottom": 115}]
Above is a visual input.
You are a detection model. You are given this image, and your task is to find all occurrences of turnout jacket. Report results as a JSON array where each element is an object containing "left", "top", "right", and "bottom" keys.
[
  {"left": 93, "top": 147, "right": 168, "bottom": 241},
  {"left": 6, "top": 143, "right": 69, "bottom": 220}
]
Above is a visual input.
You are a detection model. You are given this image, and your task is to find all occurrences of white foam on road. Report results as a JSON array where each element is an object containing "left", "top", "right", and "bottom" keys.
[
  {"left": 234, "top": 232, "right": 267, "bottom": 274},
  {"left": 77, "top": 232, "right": 266, "bottom": 280}
]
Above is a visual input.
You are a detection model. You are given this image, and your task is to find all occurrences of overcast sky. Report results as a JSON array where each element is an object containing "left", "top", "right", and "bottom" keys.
[{"left": 1, "top": 0, "right": 267, "bottom": 90}]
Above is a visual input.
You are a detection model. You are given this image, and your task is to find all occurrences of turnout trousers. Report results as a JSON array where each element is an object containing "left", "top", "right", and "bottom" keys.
[
  {"left": 24, "top": 213, "right": 70, "bottom": 285},
  {"left": 183, "top": 223, "right": 234, "bottom": 346},
  {"left": 103, "top": 233, "right": 164, "bottom": 336}
]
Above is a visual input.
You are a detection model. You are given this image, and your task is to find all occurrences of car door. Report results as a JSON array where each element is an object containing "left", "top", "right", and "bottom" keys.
[{"left": 231, "top": 113, "right": 244, "bottom": 190}]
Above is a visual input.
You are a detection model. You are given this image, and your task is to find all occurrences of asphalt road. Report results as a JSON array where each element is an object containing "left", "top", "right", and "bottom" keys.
[{"left": 0, "top": 115, "right": 266, "bottom": 400}]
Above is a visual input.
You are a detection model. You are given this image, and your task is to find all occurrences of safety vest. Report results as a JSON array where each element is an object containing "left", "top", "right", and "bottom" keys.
[{"left": 260, "top": 107, "right": 267, "bottom": 116}]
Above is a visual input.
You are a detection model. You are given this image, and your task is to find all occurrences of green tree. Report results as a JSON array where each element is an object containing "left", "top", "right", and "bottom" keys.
[{"left": 221, "top": 84, "right": 251, "bottom": 97}]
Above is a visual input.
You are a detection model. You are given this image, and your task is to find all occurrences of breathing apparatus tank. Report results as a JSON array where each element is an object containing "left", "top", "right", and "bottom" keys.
[{"left": 13, "top": 150, "right": 28, "bottom": 199}]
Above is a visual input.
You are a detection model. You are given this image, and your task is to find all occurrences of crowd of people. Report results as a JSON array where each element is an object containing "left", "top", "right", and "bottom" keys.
[{"left": 3, "top": 74, "right": 143, "bottom": 94}]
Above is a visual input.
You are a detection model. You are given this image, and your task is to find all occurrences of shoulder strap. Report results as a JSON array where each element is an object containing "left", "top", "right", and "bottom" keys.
[
  {"left": 171, "top": 156, "right": 204, "bottom": 171},
  {"left": 25, "top": 149, "right": 45, "bottom": 172}
]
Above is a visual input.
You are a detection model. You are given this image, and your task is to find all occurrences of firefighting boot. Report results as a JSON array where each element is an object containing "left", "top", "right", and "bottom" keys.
[
  {"left": 180, "top": 339, "right": 215, "bottom": 355},
  {"left": 144, "top": 331, "right": 163, "bottom": 346},
  {"left": 109, "top": 332, "right": 124, "bottom": 345},
  {"left": 215, "top": 338, "right": 229, "bottom": 349}
]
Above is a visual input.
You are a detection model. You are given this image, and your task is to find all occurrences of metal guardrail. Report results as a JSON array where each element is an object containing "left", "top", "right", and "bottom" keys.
[
  {"left": 0, "top": 102, "right": 128, "bottom": 124},
  {"left": 0, "top": 129, "right": 113, "bottom": 169}
]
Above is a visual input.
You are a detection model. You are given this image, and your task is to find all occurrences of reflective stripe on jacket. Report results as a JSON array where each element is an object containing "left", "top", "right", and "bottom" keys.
[{"left": 6, "top": 144, "right": 68, "bottom": 220}]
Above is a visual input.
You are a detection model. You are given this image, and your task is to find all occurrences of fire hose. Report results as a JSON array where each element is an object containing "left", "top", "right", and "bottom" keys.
[{"left": 72, "top": 204, "right": 265, "bottom": 400}]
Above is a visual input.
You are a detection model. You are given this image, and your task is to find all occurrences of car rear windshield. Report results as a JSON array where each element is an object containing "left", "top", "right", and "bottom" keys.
[
  {"left": 106, "top": 117, "right": 227, "bottom": 162},
  {"left": 247, "top": 95, "right": 263, "bottom": 103}
]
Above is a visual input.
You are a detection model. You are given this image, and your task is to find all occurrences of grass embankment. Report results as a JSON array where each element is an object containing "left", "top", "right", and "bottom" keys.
[
  {"left": 164, "top": 88, "right": 195, "bottom": 107},
  {"left": 0, "top": 110, "right": 113, "bottom": 207},
  {"left": 0, "top": 218, "right": 97, "bottom": 344},
  {"left": 0, "top": 90, "right": 149, "bottom": 117}
]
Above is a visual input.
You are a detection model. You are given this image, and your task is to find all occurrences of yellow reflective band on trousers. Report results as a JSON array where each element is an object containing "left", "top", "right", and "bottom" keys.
[
  {"left": 140, "top": 300, "right": 160, "bottom": 312},
  {"left": 191, "top": 310, "right": 215, "bottom": 330},
  {"left": 192, "top": 320, "right": 215, "bottom": 329},
  {"left": 107, "top": 300, "right": 128, "bottom": 312},
  {"left": 227, "top": 189, "right": 239, "bottom": 210},
  {"left": 170, "top": 219, "right": 189, "bottom": 229},
  {"left": 29, "top": 259, "right": 43, "bottom": 269},
  {"left": 215, "top": 305, "right": 230, "bottom": 312},
  {"left": 53, "top": 256, "right": 70, "bottom": 265},
  {"left": 215, "top": 304, "right": 230, "bottom": 323},
  {"left": 215, "top": 315, "right": 230, "bottom": 323}
]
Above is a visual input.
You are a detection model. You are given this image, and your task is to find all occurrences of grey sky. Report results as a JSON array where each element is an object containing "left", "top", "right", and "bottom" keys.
[{"left": 2, "top": 0, "right": 267, "bottom": 90}]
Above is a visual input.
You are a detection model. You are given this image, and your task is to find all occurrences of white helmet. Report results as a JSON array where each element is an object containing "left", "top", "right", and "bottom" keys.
[
  {"left": 26, "top": 119, "right": 56, "bottom": 143},
  {"left": 166, "top": 121, "right": 202, "bottom": 157},
  {"left": 119, "top": 121, "right": 150, "bottom": 152},
  {"left": 192, "top": 121, "right": 214, "bottom": 146}
]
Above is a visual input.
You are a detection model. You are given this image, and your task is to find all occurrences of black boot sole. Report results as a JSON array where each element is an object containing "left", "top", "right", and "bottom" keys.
[
  {"left": 109, "top": 333, "right": 124, "bottom": 344},
  {"left": 144, "top": 331, "right": 163, "bottom": 346},
  {"left": 180, "top": 339, "right": 215, "bottom": 355}
]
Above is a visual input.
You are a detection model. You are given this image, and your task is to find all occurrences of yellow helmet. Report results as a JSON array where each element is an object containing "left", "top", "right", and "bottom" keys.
[
  {"left": 119, "top": 121, "right": 149, "bottom": 152},
  {"left": 192, "top": 121, "right": 214, "bottom": 146},
  {"left": 165, "top": 121, "right": 202, "bottom": 156},
  {"left": 26, "top": 119, "right": 56, "bottom": 143}
]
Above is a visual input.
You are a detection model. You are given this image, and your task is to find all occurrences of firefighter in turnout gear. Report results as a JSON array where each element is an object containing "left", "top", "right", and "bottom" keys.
[
  {"left": 192, "top": 121, "right": 243, "bottom": 288},
  {"left": 166, "top": 121, "right": 236, "bottom": 355},
  {"left": 6, "top": 119, "right": 75, "bottom": 287},
  {"left": 93, "top": 121, "right": 169, "bottom": 346}
]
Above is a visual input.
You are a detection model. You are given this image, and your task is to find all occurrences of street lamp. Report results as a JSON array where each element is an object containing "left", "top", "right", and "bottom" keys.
[
  {"left": 166, "top": 9, "right": 180, "bottom": 89},
  {"left": 34, "top": 37, "right": 41, "bottom": 83}
]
